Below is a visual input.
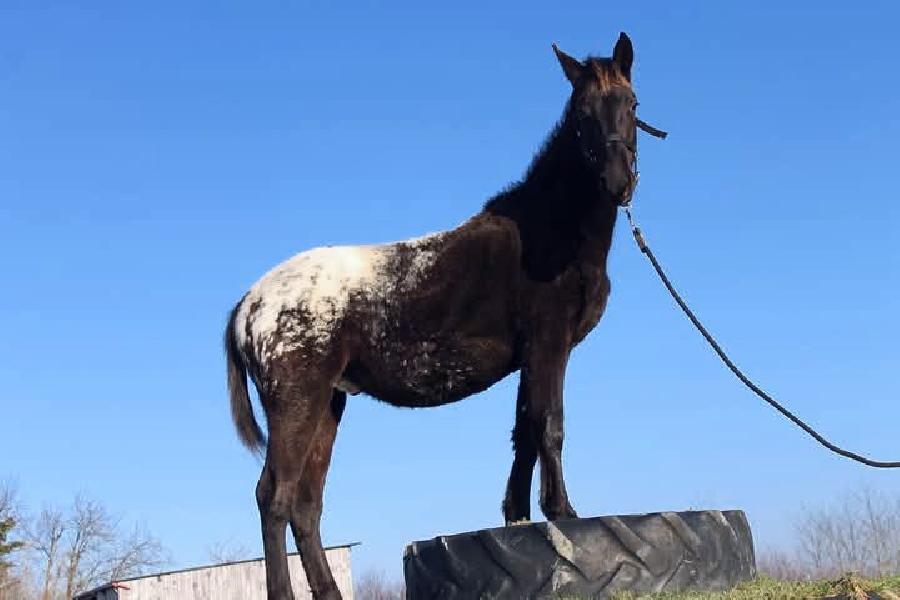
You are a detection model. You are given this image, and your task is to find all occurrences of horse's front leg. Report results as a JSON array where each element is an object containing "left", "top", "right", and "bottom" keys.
[{"left": 515, "top": 338, "right": 578, "bottom": 522}]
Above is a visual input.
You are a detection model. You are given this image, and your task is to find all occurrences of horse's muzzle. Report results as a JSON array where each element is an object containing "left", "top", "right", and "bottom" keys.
[{"left": 601, "top": 171, "right": 637, "bottom": 206}]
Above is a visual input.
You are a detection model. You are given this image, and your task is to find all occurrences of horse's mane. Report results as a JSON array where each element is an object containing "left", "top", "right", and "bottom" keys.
[{"left": 483, "top": 56, "right": 627, "bottom": 214}]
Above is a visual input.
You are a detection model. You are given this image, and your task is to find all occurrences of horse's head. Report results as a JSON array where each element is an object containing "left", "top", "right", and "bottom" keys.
[{"left": 554, "top": 33, "right": 638, "bottom": 206}]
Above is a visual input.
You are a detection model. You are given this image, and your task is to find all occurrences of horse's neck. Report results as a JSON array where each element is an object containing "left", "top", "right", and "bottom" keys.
[
  {"left": 489, "top": 112, "right": 618, "bottom": 272},
  {"left": 574, "top": 200, "right": 618, "bottom": 265}
]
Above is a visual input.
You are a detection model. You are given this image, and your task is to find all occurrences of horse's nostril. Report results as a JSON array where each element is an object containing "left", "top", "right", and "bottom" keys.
[{"left": 601, "top": 168, "right": 635, "bottom": 199}]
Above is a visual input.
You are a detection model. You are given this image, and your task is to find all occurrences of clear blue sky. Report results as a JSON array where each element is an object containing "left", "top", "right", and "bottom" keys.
[{"left": 2, "top": 0, "right": 898, "bottom": 581}]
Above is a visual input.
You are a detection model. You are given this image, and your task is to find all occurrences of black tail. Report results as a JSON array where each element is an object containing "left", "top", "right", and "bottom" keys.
[{"left": 225, "top": 302, "right": 266, "bottom": 454}]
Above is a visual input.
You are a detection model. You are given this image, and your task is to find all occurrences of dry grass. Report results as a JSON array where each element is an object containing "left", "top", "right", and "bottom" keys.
[{"left": 605, "top": 573, "right": 900, "bottom": 600}]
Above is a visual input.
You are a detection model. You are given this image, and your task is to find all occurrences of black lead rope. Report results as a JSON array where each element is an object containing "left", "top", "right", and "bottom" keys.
[{"left": 622, "top": 206, "right": 900, "bottom": 468}]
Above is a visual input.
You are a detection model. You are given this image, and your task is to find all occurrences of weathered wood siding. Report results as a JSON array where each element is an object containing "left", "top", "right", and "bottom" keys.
[{"left": 78, "top": 547, "right": 353, "bottom": 600}]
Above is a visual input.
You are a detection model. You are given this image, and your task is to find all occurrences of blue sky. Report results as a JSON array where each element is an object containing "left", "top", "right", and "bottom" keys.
[{"left": 1, "top": 0, "right": 898, "bottom": 582}]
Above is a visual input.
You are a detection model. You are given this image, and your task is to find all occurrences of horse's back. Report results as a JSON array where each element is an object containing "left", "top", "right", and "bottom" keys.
[
  {"left": 232, "top": 226, "right": 462, "bottom": 363},
  {"left": 232, "top": 214, "right": 524, "bottom": 403}
]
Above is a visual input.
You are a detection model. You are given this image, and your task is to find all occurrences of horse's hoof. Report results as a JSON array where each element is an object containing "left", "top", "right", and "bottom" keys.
[
  {"left": 546, "top": 505, "right": 578, "bottom": 521},
  {"left": 505, "top": 518, "right": 532, "bottom": 526}
]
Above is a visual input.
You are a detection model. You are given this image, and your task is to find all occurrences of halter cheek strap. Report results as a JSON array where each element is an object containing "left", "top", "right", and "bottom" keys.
[{"left": 637, "top": 118, "right": 668, "bottom": 139}]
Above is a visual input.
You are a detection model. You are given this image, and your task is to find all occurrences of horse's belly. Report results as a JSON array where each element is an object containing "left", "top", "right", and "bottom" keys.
[{"left": 345, "top": 336, "right": 515, "bottom": 407}]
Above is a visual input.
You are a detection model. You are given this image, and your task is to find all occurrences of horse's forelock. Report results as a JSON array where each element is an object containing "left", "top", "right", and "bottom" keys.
[{"left": 586, "top": 58, "right": 631, "bottom": 91}]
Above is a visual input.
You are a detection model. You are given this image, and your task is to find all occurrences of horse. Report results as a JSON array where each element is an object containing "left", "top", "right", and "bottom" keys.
[{"left": 225, "top": 32, "right": 641, "bottom": 600}]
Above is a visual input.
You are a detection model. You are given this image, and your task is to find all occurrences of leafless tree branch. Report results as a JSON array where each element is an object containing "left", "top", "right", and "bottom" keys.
[
  {"left": 18, "top": 494, "right": 167, "bottom": 599},
  {"left": 23, "top": 506, "right": 66, "bottom": 600},
  {"left": 762, "top": 487, "right": 900, "bottom": 580},
  {"left": 355, "top": 569, "right": 405, "bottom": 600},
  {"left": 206, "top": 538, "right": 252, "bottom": 565}
]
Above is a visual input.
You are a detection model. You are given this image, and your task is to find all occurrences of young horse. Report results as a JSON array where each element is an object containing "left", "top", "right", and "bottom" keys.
[{"left": 226, "top": 33, "right": 640, "bottom": 600}]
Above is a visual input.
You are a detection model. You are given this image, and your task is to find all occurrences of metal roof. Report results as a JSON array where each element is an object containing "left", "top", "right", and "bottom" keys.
[{"left": 72, "top": 542, "right": 360, "bottom": 599}]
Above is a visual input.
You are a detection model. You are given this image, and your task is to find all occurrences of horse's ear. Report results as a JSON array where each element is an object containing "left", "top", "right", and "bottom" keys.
[
  {"left": 553, "top": 44, "right": 586, "bottom": 86},
  {"left": 612, "top": 32, "right": 634, "bottom": 81}
]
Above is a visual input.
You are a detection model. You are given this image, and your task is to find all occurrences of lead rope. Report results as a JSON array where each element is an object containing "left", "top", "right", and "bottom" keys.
[{"left": 622, "top": 206, "right": 900, "bottom": 468}]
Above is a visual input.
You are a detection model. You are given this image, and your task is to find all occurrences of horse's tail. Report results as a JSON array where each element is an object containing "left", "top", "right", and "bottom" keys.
[{"left": 225, "top": 301, "right": 266, "bottom": 454}]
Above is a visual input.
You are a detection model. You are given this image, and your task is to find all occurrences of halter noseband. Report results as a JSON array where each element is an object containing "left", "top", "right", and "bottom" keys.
[{"left": 614, "top": 118, "right": 668, "bottom": 207}]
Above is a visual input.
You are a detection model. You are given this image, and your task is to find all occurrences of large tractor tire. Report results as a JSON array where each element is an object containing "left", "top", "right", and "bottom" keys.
[{"left": 404, "top": 510, "right": 756, "bottom": 599}]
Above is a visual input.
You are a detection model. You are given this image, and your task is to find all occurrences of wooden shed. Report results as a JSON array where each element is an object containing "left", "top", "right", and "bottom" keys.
[{"left": 73, "top": 544, "right": 355, "bottom": 600}]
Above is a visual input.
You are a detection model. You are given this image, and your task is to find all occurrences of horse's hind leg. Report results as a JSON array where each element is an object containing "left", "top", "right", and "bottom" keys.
[
  {"left": 289, "top": 390, "right": 346, "bottom": 600},
  {"left": 502, "top": 378, "right": 538, "bottom": 524},
  {"left": 257, "top": 461, "right": 293, "bottom": 600},
  {"left": 257, "top": 378, "right": 337, "bottom": 600}
]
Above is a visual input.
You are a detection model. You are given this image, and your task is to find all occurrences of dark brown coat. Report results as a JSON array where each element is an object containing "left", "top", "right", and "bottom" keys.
[{"left": 226, "top": 33, "right": 640, "bottom": 600}]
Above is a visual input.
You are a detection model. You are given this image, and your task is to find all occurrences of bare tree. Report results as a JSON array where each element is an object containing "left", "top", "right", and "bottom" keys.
[
  {"left": 758, "top": 488, "right": 900, "bottom": 581},
  {"left": 756, "top": 547, "right": 808, "bottom": 581},
  {"left": 22, "top": 495, "right": 166, "bottom": 599},
  {"left": 355, "top": 569, "right": 405, "bottom": 600},
  {"left": 859, "top": 488, "right": 900, "bottom": 575},
  {"left": 206, "top": 538, "right": 252, "bottom": 564},
  {"left": 0, "top": 562, "right": 35, "bottom": 600},
  {"left": 796, "top": 488, "right": 900, "bottom": 578},
  {"left": 103, "top": 524, "right": 165, "bottom": 582},
  {"left": 25, "top": 507, "right": 65, "bottom": 600},
  {"left": 61, "top": 496, "right": 115, "bottom": 599}
]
